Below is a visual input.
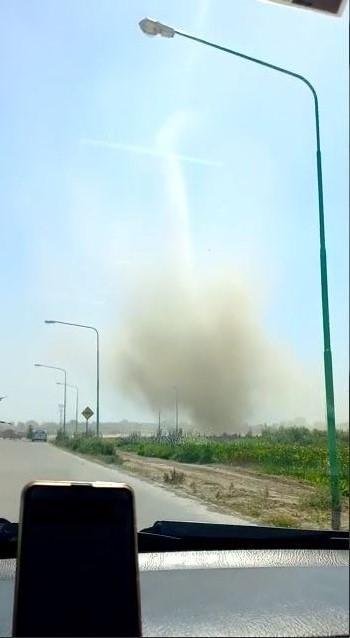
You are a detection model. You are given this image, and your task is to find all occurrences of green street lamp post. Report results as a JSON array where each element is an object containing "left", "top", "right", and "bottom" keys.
[{"left": 139, "top": 18, "right": 341, "bottom": 529}]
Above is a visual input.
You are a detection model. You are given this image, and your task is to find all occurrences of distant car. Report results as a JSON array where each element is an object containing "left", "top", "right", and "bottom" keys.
[{"left": 31, "top": 429, "right": 47, "bottom": 442}]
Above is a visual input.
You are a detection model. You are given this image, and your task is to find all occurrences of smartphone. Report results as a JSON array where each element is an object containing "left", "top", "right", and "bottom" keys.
[{"left": 13, "top": 481, "right": 141, "bottom": 637}]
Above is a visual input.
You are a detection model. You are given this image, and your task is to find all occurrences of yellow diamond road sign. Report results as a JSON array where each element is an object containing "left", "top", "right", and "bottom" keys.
[{"left": 82, "top": 406, "right": 94, "bottom": 420}]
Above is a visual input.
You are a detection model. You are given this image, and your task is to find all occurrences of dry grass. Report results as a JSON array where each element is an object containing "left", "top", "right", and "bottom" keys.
[
  {"left": 163, "top": 467, "right": 185, "bottom": 485},
  {"left": 119, "top": 450, "right": 349, "bottom": 530}
]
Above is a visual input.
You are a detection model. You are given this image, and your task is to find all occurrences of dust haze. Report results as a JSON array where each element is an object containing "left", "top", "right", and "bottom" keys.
[{"left": 114, "top": 270, "right": 315, "bottom": 432}]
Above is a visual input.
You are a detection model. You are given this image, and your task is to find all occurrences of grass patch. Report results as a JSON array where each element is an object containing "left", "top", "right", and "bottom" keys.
[
  {"left": 262, "top": 514, "right": 297, "bottom": 528},
  {"left": 55, "top": 433, "right": 122, "bottom": 465},
  {"left": 299, "top": 489, "right": 331, "bottom": 512}
]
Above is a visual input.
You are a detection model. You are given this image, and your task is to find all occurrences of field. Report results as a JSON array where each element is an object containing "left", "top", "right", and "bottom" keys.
[{"left": 55, "top": 427, "right": 349, "bottom": 529}]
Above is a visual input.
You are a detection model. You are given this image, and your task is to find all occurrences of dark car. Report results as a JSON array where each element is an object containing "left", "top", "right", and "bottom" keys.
[{"left": 31, "top": 430, "right": 47, "bottom": 442}]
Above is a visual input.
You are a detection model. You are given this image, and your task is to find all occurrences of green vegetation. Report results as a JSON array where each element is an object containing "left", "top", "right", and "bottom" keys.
[
  {"left": 54, "top": 426, "right": 349, "bottom": 498},
  {"left": 263, "top": 514, "right": 297, "bottom": 528},
  {"left": 55, "top": 431, "right": 122, "bottom": 465},
  {"left": 116, "top": 427, "right": 349, "bottom": 497}
]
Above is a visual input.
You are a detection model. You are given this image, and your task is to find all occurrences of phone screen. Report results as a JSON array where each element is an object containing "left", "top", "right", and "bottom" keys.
[{"left": 13, "top": 482, "right": 141, "bottom": 637}]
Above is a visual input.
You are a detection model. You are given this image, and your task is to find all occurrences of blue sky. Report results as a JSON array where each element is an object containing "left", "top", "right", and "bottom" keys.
[{"left": 0, "top": 0, "right": 348, "bottom": 426}]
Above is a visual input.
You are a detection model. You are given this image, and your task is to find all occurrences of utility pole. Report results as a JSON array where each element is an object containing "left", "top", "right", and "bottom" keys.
[
  {"left": 58, "top": 404, "right": 64, "bottom": 428},
  {"left": 57, "top": 382, "right": 79, "bottom": 434},
  {"left": 174, "top": 387, "right": 179, "bottom": 435},
  {"left": 157, "top": 410, "right": 161, "bottom": 438}
]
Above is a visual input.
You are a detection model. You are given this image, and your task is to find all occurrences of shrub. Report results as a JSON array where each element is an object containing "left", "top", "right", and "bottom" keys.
[
  {"left": 55, "top": 434, "right": 122, "bottom": 464},
  {"left": 163, "top": 468, "right": 185, "bottom": 485},
  {"left": 264, "top": 514, "right": 297, "bottom": 528}
]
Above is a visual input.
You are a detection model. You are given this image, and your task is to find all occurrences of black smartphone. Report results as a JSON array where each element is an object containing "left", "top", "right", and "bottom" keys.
[{"left": 13, "top": 481, "right": 141, "bottom": 637}]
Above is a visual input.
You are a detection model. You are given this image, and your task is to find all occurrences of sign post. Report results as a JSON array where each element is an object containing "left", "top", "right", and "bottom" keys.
[{"left": 81, "top": 406, "right": 94, "bottom": 435}]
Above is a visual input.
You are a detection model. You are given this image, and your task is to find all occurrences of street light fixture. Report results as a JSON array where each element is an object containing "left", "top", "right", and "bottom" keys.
[
  {"left": 34, "top": 363, "right": 67, "bottom": 433},
  {"left": 45, "top": 320, "right": 100, "bottom": 436},
  {"left": 139, "top": 18, "right": 341, "bottom": 529},
  {"left": 57, "top": 382, "right": 79, "bottom": 433},
  {"left": 139, "top": 18, "right": 175, "bottom": 37}
]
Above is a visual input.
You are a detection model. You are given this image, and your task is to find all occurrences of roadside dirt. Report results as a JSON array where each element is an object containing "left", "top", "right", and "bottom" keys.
[{"left": 118, "top": 451, "right": 349, "bottom": 530}]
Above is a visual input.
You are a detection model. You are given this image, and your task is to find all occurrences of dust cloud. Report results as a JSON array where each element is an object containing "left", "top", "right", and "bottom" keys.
[{"left": 114, "top": 269, "right": 313, "bottom": 432}]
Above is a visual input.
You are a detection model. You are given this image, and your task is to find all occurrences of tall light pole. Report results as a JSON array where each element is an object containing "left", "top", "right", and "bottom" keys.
[
  {"left": 45, "top": 320, "right": 100, "bottom": 437},
  {"left": 138, "top": 18, "right": 341, "bottom": 529},
  {"left": 58, "top": 404, "right": 64, "bottom": 428},
  {"left": 57, "top": 382, "right": 79, "bottom": 433},
  {"left": 173, "top": 386, "right": 179, "bottom": 435},
  {"left": 34, "top": 363, "right": 67, "bottom": 433}
]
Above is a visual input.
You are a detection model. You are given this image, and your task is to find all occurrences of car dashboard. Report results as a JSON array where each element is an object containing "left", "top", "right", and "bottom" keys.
[{"left": 0, "top": 548, "right": 348, "bottom": 637}]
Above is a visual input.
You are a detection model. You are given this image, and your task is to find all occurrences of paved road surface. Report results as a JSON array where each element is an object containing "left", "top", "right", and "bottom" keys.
[{"left": 0, "top": 440, "right": 249, "bottom": 527}]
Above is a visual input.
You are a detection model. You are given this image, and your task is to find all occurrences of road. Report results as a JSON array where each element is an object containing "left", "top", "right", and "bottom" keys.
[{"left": 0, "top": 439, "right": 248, "bottom": 527}]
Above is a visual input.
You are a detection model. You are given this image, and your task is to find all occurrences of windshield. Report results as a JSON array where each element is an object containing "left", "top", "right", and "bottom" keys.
[{"left": 0, "top": 0, "right": 348, "bottom": 533}]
